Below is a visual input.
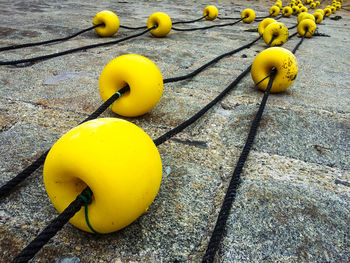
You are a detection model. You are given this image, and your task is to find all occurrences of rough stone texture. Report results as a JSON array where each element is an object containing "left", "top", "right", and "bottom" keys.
[{"left": 0, "top": 0, "right": 349, "bottom": 262}]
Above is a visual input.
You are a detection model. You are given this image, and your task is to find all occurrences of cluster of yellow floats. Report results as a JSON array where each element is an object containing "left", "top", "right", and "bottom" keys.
[{"left": 44, "top": 2, "right": 339, "bottom": 234}]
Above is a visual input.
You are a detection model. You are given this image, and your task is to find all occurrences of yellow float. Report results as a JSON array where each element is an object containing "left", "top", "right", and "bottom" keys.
[
  {"left": 258, "top": 18, "right": 276, "bottom": 35},
  {"left": 282, "top": 6, "right": 293, "bottom": 17},
  {"left": 203, "top": 5, "right": 219, "bottom": 20},
  {"left": 270, "top": 6, "right": 281, "bottom": 17},
  {"left": 43, "top": 118, "right": 163, "bottom": 234},
  {"left": 297, "top": 19, "right": 316, "bottom": 37},
  {"left": 99, "top": 54, "right": 163, "bottom": 117},
  {"left": 263, "top": 22, "right": 289, "bottom": 46},
  {"left": 241, "top": 9, "right": 256, "bottom": 23},
  {"left": 147, "top": 12, "right": 172, "bottom": 37},
  {"left": 251, "top": 47, "right": 298, "bottom": 93},
  {"left": 93, "top": 10, "right": 120, "bottom": 37},
  {"left": 313, "top": 12, "right": 323, "bottom": 24}
]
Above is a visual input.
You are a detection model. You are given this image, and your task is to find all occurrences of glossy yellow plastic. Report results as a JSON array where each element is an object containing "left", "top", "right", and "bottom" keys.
[
  {"left": 203, "top": 5, "right": 219, "bottom": 20},
  {"left": 93, "top": 10, "right": 120, "bottom": 37},
  {"left": 282, "top": 6, "right": 293, "bottom": 17},
  {"left": 147, "top": 12, "right": 172, "bottom": 37},
  {"left": 313, "top": 12, "right": 323, "bottom": 24},
  {"left": 310, "top": 2, "right": 316, "bottom": 8},
  {"left": 330, "top": 6, "right": 336, "bottom": 13},
  {"left": 298, "top": 4, "right": 304, "bottom": 8},
  {"left": 292, "top": 6, "right": 300, "bottom": 15},
  {"left": 43, "top": 118, "right": 163, "bottom": 234},
  {"left": 315, "top": 9, "right": 325, "bottom": 15},
  {"left": 300, "top": 13, "right": 316, "bottom": 22},
  {"left": 263, "top": 22, "right": 289, "bottom": 47},
  {"left": 251, "top": 47, "right": 298, "bottom": 93},
  {"left": 275, "top": 2, "right": 283, "bottom": 8},
  {"left": 297, "top": 12, "right": 306, "bottom": 23},
  {"left": 241, "top": 9, "right": 256, "bottom": 23},
  {"left": 315, "top": 1, "right": 320, "bottom": 6},
  {"left": 99, "top": 54, "right": 163, "bottom": 117},
  {"left": 297, "top": 19, "right": 316, "bottom": 37},
  {"left": 299, "top": 6, "right": 308, "bottom": 13},
  {"left": 258, "top": 18, "right": 276, "bottom": 35},
  {"left": 270, "top": 6, "right": 281, "bottom": 17},
  {"left": 324, "top": 7, "right": 332, "bottom": 17},
  {"left": 305, "top": 0, "right": 311, "bottom": 3}
]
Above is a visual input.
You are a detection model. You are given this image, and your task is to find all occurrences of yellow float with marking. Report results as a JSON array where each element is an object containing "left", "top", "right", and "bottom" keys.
[
  {"left": 93, "top": 10, "right": 120, "bottom": 37},
  {"left": 241, "top": 9, "right": 256, "bottom": 23},
  {"left": 269, "top": 6, "right": 281, "bottom": 17},
  {"left": 315, "top": 1, "right": 320, "bottom": 6},
  {"left": 147, "top": 12, "right": 172, "bottom": 37},
  {"left": 313, "top": 12, "right": 323, "bottom": 24},
  {"left": 203, "top": 5, "right": 219, "bottom": 20},
  {"left": 310, "top": 2, "right": 316, "bottom": 8},
  {"left": 258, "top": 18, "right": 276, "bottom": 35},
  {"left": 43, "top": 118, "right": 163, "bottom": 234},
  {"left": 330, "top": 6, "right": 336, "bottom": 13},
  {"left": 263, "top": 22, "right": 289, "bottom": 47},
  {"left": 99, "top": 54, "right": 163, "bottom": 117},
  {"left": 282, "top": 6, "right": 293, "bottom": 17},
  {"left": 251, "top": 47, "right": 298, "bottom": 93},
  {"left": 297, "top": 19, "right": 316, "bottom": 37}
]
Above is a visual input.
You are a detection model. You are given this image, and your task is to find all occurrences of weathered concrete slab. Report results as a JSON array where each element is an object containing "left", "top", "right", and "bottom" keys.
[{"left": 0, "top": 0, "right": 349, "bottom": 262}]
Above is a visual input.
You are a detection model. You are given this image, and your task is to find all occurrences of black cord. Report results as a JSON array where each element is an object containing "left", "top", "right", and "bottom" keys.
[
  {"left": 202, "top": 69, "right": 276, "bottom": 263},
  {"left": 0, "top": 24, "right": 103, "bottom": 52},
  {"left": 0, "top": 27, "right": 154, "bottom": 66},
  {"left": 292, "top": 30, "right": 307, "bottom": 54},
  {"left": 172, "top": 17, "right": 244, "bottom": 31},
  {"left": 172, "top": 15, "right": 207, "bottom": 25},
  {"left": 10, "top": 188, "right": 90, "bottom": 263},
  {"left": 155, "top": 66, "right": 252, "bottom": 146},
  {"left": 120, "top": 25, "right": 147, "bottom": 30},
  {"left": 0, "top": 32, "right": 276, "bottom": 200},
  {"left": 0, "top": 86, "right": 129, "bottom": 200},
  {"left": 164, "top": 35, "right": 262, "bottom": 83}
]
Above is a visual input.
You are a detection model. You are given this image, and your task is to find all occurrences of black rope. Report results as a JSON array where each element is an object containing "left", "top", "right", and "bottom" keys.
[
  {"left": 292, "top": 30, "right": 307, "bottom": 54},
  {"left": 164, "top": 35, "right": 262, "bottom": 83},
  {"left": 0, "top": 86, "right": 129, "bottom": 200},
  {"left": 120, "top": 25, "right": 147, "bottom": 30},
  {"left": 203, "top": 30, "right": 310, "bottom": 262},
  {"left": 172, "top": 15, "right": 207, "bottom": 25},
  {"left": 202, "top": 69, "right": 277, "bottom": 263},
  {"left": 0, "top": 24, "right": 103, "bottom": 52},
  {"left": 0, "top": 27, "right": 154, "bottom": 66},
  {"left": 154, "top": 66, "right": 252, "bottom": 146},
  {"left": 172, "top": 17, "right": 245, "bottom": 31},
  {"left": 10, "top": 188, "right": 91, "bottom": 263}
]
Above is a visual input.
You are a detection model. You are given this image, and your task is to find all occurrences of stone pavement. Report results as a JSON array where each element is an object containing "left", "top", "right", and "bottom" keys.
[{"left": 0, "top": 0, "right": 349, "bottom": 262}]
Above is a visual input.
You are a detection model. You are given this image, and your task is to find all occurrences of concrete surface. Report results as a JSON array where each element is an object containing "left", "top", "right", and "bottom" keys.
[{"left": 0, "top": 0, "right": 349, "bottom": 262}]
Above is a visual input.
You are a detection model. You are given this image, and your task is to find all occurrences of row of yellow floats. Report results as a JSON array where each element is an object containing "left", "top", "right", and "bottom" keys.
[{"left": 43, "top": 2, "right": 337, "bottom": 233}]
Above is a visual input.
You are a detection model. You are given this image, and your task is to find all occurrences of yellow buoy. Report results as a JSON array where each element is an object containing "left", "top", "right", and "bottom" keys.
[
  {"left": 44, "top": 118, "right": 163, "bottom": 234},
  {"left": 263, "top": 22, "right": 289, "bottom": 46},
  {"left": 93, "top": 10, "right": 120, "bottom": 37},
  {"left": 258, "top": 18, "right": 276, "bottom": 35},
  {"left": 147, "top": 12, "right": 172, "bottom": 37},
  {"left": 203, "top": 5, "right": 219, "bottom": 20},
  {"left": 241, "top": 9, "right": 256, "bottom": 23},
  {"left": 99, "top": 54, "right": 163, "bottom": 117},
  {"left": 251, "top": 47, "right": 298, "bottom": 93}
]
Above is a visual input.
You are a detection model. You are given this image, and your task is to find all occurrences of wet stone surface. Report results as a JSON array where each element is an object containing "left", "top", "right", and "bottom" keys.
[{"left": 0, "top": 0, "right": 350, "bottom": 262}]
